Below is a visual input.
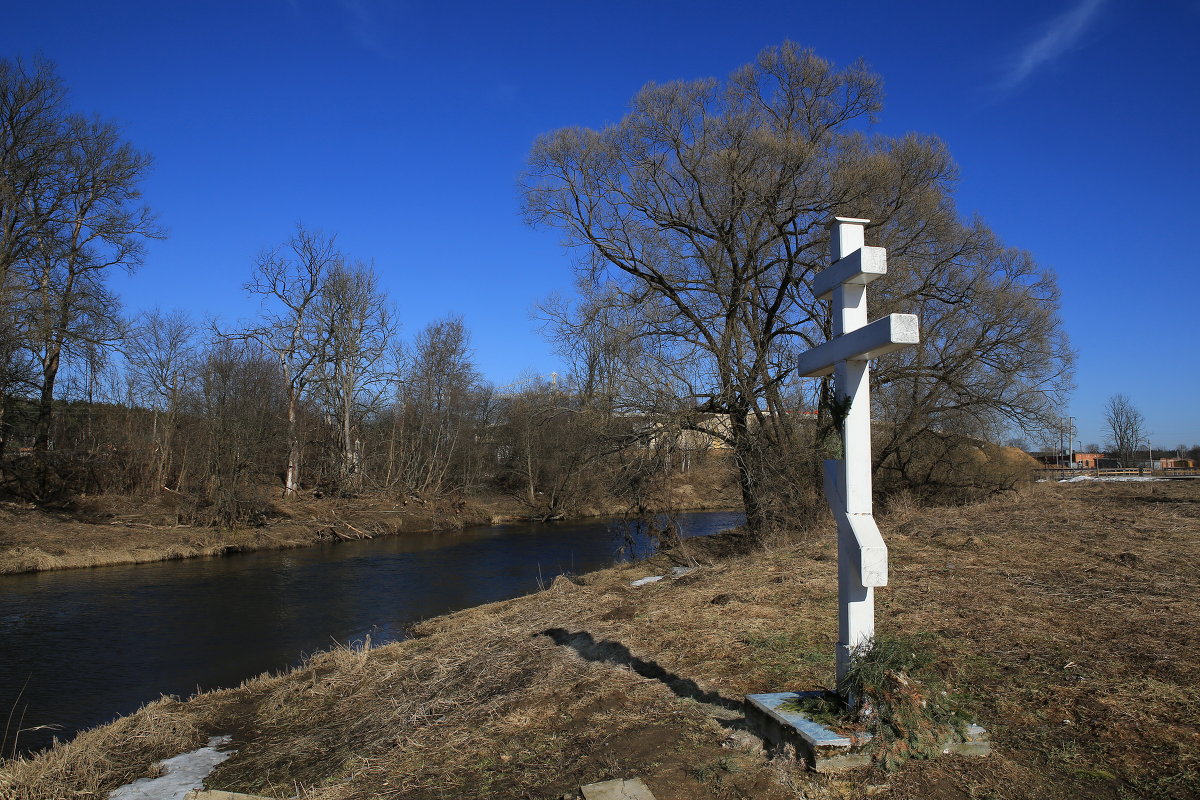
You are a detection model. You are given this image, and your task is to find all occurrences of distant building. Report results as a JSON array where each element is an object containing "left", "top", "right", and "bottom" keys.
[
  {"left": 1160, "top": 458, "right": 1197, "bottom": 469},
  {"left": 1029, "top": 451, "right": 1114, "bottom": 469},
  {"left": 1029, "top": 451, "right": 1072, "bottom": 467}
]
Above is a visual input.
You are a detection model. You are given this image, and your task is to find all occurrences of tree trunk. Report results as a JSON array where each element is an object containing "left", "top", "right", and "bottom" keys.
[
  {"left": 285, "top": 387, "right": 301, "bottom": 497},
  {"left": 524, "top": 438, "right": 537, "bottom": 510},
  {"left": 384, "top": 409, "right": 399, "bottom": 490},
  {"left": 34, "top": 344, "right": 60, "bottom": 452},
  {"left": 340, "top": 381, "right": 356, "bottom": 492},
  {"left": 0, "top": 397, "right": 9, "bottom": 459},
  {"left": 730, "top": 409, "right": 764, "bottom": 538}
]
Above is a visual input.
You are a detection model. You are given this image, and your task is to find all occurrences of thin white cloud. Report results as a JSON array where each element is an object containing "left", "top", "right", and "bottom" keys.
[
  {"left": 999, "top": 0, "right": 1107, "bottom": 91},
  {"left": 338, "top": 0, "right": 393, "bottom": 58}
]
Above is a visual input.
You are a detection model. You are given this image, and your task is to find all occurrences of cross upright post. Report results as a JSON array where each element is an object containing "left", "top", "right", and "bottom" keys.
[
  {"left": 831, "top": 218, "right": 874, "bottom": 691},
  {"left": 795, "top": 217, "right": 920, "bottom": 697}
]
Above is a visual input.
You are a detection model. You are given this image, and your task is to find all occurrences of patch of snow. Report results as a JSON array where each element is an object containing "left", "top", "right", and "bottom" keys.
[
  {"left": 1060, "top": 475, "right": 1166, "bottom": 483},
  {"left": 630, "top": 575, "right": 663, "bottom": 587},
  {"left": 108, "top": 735, "right": 233, "bottom": 800}
]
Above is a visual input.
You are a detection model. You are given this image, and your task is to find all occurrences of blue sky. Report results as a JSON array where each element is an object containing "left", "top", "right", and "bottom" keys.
[{"left": 3, "top": 0, "right": 1197, "bottom": 447}]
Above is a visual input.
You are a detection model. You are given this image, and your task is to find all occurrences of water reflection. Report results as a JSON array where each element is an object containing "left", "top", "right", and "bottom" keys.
[{"left": 0, "top": 510, "right": 742, "bottom": 755}]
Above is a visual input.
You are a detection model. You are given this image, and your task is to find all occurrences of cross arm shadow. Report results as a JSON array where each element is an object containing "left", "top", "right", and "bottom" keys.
[{"left": 537, "top": 628, "right": 746, "bottom": 717}]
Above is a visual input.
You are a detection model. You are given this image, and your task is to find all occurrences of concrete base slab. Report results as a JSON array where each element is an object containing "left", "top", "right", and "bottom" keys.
[
  {"left": 580, "top": 777, "right": 657, "bottom": 800},
  {"left": 745, "top": 692, "right": 872, "bottom": 772},
  {"left": 746, "top": 692, "right": 992, "bottom": 771}
]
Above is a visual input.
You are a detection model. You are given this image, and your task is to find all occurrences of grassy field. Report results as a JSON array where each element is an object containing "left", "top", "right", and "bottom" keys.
[{"left": 3, "top": 479, "right": 1198, "bottom": 799}]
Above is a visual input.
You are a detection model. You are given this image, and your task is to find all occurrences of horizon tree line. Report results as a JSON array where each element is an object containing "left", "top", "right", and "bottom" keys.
[
  {"left": 2, "top": 48, "right": 1121, "bottom": 537},
  {"left": 0, "top": 219, "right": 688, "bottom": 523},
  {"left": 0, "top": 56, "right": 671, "bottom": 520}
]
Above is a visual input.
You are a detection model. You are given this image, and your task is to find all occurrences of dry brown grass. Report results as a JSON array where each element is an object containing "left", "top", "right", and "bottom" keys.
[
  {"left": 0, "top": 499, "right": 315, "bottom": 575},
  {"left": 0, "top": 491, "right": 526, "bottom": 576},
  {"left": 0, "top": 462, "right": 740, "bottom": 576},
  {"left": 4, "top": 479, "right": 1198, "bottom": 800},
  {"left": 0, "top": 696, "right": 214, "bottom": 800}
]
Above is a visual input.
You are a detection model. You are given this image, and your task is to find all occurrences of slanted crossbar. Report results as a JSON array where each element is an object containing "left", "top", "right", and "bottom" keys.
[
  {"left": 796, "top": 313, "right": 919, "bottom": 378},
  {"left": 822, "top": 460, "right": 887, "bottom": 587}
]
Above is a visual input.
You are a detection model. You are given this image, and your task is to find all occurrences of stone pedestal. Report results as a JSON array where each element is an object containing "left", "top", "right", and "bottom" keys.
[
  {"left": 744, "top": 692, "right": 992, "bottom": 771},
  {"left": 744, "top": 692, "right": 873, "bottom": 772}
]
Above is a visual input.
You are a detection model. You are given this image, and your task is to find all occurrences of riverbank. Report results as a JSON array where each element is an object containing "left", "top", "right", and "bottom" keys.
[
  {"left": 0, "top": 466, "right": 740, "bottom": 575},
  {"left": 0, "top": 494, "right": 501, "bottom": 575},
  {"left": 5, "top": 479, "right": 1198, "bottom": 799}
]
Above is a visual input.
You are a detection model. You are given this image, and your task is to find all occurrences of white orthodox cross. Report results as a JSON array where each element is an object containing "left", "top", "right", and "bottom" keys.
[{"left": 796, "top": 217, "right": 920, "bottom": 693}]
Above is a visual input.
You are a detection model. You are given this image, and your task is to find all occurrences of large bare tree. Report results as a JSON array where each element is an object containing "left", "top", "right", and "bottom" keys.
[
  {"left": 1104, "top": 393, "right": 1146, "bottom": 466},
  {"left": 125, "top": 308, "right": 199, "bottom": 490},
  {"left": 0, "top": 58, "right": 64, "bottom": 294},
  {"left": 240, "top": 225, "right": 338, "bottom": 497},
  {"left": 522, "top": 43, "right": 1073, "bottom": 535},
  {"left": 312, "top": 261, "right": 395, "bottom": 493},
  {"left": 392, "top": 317, "right": 491, "bottom": 496},
  {"left": 0, "top": 58, "right": 160, "bottom": 466},
  {"left": 192, "top": 339, "right": 287, "bottom": 526}
]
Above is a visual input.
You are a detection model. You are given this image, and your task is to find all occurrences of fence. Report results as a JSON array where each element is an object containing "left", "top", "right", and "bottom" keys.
[{"left": 1037, "top": 467, "right": 1200, "bottom": 480}]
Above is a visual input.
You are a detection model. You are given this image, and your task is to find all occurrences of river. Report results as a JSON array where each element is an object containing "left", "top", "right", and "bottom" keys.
[{"left": 0, "top": 510, "right": 742, "bottom": 756}]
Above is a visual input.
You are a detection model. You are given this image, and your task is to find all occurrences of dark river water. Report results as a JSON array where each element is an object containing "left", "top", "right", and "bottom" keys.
[{"left": 0, "top": 510, "right": 742, "bottom": 756}]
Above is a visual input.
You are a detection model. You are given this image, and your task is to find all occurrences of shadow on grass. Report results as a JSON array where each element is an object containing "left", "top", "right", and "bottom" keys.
[{"left": 537, "top": 628, "right": 746, "bottom": 720}]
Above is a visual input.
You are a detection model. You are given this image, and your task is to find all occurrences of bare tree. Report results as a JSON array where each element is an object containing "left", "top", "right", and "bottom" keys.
[
  {"left": 393, "top": 317, "right": 491, "bottom": 497},
  {"left": 0, "top": 309, "right": 33, "bottom": 460},
  {"left": 239, "top": 225, "right": 338, "bottom": 497},
  {"left": 0, "top": 58, "right": 65, "bottom": 294},
  {"left": 869, "top": 221, "right": 1073, "bottom": 493},
  {"left": 1104, "top": 393, "right": 1146, "bottom": 465},
  {"left": 538, "top": 286, "right": 647, "bottom": 410},
  {"left": 312, "top": 261, "right": 395, "bottom": 493},
  {"left": 0, "top": 60, "right": 62, "bottom": 456},
  {"left": 522, "top": 42, "right": 1072, "bottom": 535},
  {"left": 126, "top": 309, "right": 198, "bottom": 412},
  {"left": 0, "top": 60, "right": 161, "bottom": 460},
  {"left": 494, "top": 377, "right": 602, "bottom": 519},
  {"left": 124, "top": 308, "right": 198, "bottom": 490},
  {"left": 190, "top": 339, "right": 286, "bottom": 526}
]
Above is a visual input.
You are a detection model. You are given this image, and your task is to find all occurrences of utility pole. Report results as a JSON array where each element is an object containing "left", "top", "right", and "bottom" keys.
[
  {"left": 1068, "top": 416, "right": 1076, "bottom": 470},
  {"left": 1058, "top": 419, "right": 1065, "bottom": 468}
]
